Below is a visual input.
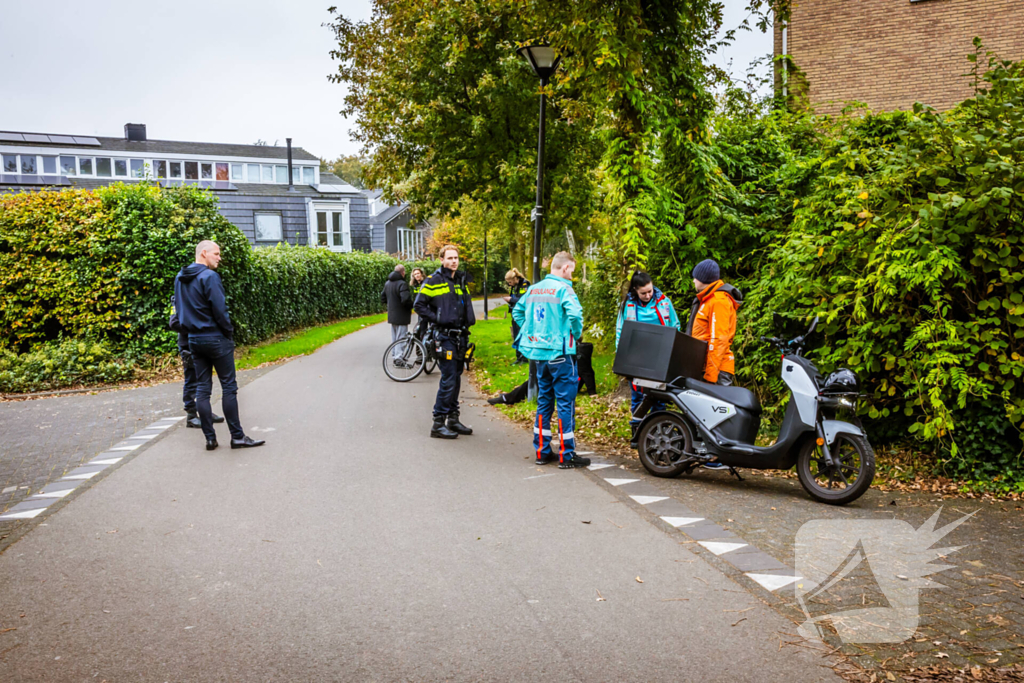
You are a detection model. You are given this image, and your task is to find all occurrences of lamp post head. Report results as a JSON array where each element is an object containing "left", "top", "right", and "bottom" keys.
[{"left": 516, "top": 44, "right": 561, "bottom": 81}]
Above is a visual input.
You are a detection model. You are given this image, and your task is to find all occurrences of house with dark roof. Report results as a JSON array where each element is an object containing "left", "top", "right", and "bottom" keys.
[
  {"left": 0, "top": 124, "right": 375, "bottom": 251},
  {"left": 365, "top": 189, "right": 431, "bottom": 259}
]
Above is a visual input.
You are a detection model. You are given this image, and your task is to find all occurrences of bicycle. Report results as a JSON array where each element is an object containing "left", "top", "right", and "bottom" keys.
[{"left": 382, "top": 324, "right": 439, "bottom": 382}]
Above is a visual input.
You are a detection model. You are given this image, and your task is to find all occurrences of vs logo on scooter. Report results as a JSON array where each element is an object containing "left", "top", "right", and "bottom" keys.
[{"left": 711, "top": 406, "right": 730, "bottom": 414}]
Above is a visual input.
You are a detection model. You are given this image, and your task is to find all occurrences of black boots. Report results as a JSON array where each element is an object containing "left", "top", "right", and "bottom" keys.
[
  {"left": 446, "top": 411, "right": 473, "bottom": 436},
  {"left": 430, "top": 414, "right": 459, "bottom": 439}
]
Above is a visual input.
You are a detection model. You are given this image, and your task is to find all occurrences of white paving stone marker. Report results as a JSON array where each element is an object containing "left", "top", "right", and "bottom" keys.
[
  {"left": 746, "top": 573, "right": 801, "bottom": 592},
  {"left": 699, "top": 541, "right": 748, "bottom": 555},
  {"left": 660, "top": 516, "right": 704, "bottom": 527},
  {"left": 604, "top": 478, "right": 640, "bottom": 487},
  {"left": 0, "top": 508, "right": 46, "bottom": 521},
  {"left": 89, "top": 458, "right": 123, "bottom": 466},
  {"left": 630, "top": 495, "right": 669, "bottom": 505},
  {"left": 109, "top": 444, "right": 141, "bottom": 451},
  {"left": 587, "top": 463, "right": 614, "bottom": 471},
  {"left": 31, "top": 489, "right": 75, "bottom": 499},
  {"left": 63, "top": 472, "right": 100, "bottom": 480},
  {"left": 127, "top": 434, "right": 158, "bottom": 440}
]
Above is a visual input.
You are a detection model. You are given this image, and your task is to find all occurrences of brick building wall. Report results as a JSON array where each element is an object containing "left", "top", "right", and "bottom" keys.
[{"left": 775, "top": 0, "right": 1024, "bottom": 113}]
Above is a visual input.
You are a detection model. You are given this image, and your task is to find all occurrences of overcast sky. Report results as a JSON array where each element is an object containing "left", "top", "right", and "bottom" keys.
[{"left": 1, "top": 1, "right": 770, "bottom": 161}]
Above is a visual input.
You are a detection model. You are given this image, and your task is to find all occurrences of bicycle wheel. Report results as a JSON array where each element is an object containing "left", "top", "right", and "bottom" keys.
[
  {"left": 424, "top": 348, "right": 438, "bottom": 375},
  {"left": 383, "top": 336, "right": 426, "bottom": 382}
]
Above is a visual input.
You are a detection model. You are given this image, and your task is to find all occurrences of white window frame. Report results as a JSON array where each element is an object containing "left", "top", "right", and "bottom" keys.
[
  {"left": 254, "top": 211, "right": 285, "bottom": 243},
  {"left": 309, "top": 201, "right": 351, "bottom": 252}
]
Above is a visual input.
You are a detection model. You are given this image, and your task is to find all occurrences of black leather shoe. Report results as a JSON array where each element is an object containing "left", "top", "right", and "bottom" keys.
[
  {"left": 487, "top": 395, "right": 506, "bottom": 406},
  {"left": 430, "top": 416, "right": 458, "bottom": 439},
  {"left": 231, "top": 436, "right": 266, "bottom": 449},
  {"left": 206, "top": 440, "right": 218, "bottom": 451},
  {"left": 559, "top": 455, "right": 592, "bottom": 469},
  {"left": 446, "top": 413, "right": 473, "bottom": 436},
  {"left": 212, "top": 413, "right": 225, "bottom": 424},
  {"left": 187, "top": 415, "right": 203, "bottom": 429}
]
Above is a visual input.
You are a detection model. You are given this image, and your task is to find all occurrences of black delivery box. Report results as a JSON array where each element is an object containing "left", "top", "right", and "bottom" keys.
[{"left": 613, "top": 321, "right": 708, "bottom": 383}]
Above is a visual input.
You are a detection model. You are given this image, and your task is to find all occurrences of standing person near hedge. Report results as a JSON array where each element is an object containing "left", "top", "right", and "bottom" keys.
[
  {"left": 615, "top": 271, "right": 681, "bottom": 446},
  {"left": 174, "top": 240, "right": 265, "bottom": 451},
  {"left": 502, "top": 268, "right": 531, "bottom": 364},
  {"left": 381, "top": 264, "right": 413, "bottom": 357},
  {"left": 685, "top": 259, "right": 743, "bottom": 388},
  {"left": 413, "top": 245, "right": 475, "bottom": 439},
  {"left": 169, "top": 294, "right": 224, "bottom": 430},
  {"left": 512, "top": 251, "right": 589, "bottom": 469}
]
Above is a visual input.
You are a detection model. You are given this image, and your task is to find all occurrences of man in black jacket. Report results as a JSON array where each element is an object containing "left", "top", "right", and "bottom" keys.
[
  {"left": 413, "top": 245, "right": 476, "bottom": 439},
  {"left": 380, "top": 265, "right": 413, "bottom": 360},
  {"left": 173, "top": 240, "right": 264, "bottom": 451},
  {"left": 169, "top": 295, "right": 224, "bottom": 429}
]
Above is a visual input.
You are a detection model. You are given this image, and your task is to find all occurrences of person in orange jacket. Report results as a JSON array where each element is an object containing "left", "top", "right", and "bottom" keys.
[{"left": 685, "top": 259, "right": 743, "bottom": 386}]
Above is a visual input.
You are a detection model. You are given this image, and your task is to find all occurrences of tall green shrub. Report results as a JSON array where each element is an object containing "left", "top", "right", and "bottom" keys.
[{"left": 0, "top": 183, "right": 249, "bottom": 357}]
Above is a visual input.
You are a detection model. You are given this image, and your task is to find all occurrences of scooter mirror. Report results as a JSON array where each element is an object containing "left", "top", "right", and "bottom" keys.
[{"left": 807, "top": 316, "right": 819, "bottom": 336}]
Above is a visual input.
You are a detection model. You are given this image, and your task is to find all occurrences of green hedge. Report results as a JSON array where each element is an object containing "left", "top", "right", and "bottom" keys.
[
  {"left": 0, "top": 182, "right": 438, "bottom": 392},
  {"left": 231, "top": 246, "right": 438, "bottom": 344},
  {"left": 0, "top": 183, "right": 250, "bottom": 357}
]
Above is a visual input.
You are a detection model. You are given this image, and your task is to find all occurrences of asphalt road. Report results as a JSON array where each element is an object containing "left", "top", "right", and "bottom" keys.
[{"left": 0, "top": 318, "right": 839, "bottom": 682}]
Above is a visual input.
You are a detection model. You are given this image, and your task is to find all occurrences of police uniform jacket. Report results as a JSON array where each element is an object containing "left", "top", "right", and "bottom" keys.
[{"left": 413, "top": 268, "right": 476, "bottom": 331}]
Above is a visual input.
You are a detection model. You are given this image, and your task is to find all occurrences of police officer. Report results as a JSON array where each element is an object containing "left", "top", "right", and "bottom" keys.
[
  {"left": 512, "top": 251, "right": 589, "bottom": 469},
  {"left": 169, "top": 294, "right": 224, "bottom": 430},
  {"left": 174, "top": 240, "right": 265, "bottom": 451},
  {"left": 413, "top": 245, "right": 476, "bottom": 439}
]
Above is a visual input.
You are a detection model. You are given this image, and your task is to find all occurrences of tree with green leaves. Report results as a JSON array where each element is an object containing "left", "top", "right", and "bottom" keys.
[
  {"left": 325, "top": 0, "right": 781, "bottom": 275},
  {"left": 320, "top": 154, "right": 369, "bottom": 189}
]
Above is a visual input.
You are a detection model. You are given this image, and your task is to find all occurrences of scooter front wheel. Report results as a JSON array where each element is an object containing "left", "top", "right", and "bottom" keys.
[
  {"left": 797, "top": 433, "right": 875, "bottom": 505},
  {"left": 637, "top": 413, "right": 696, "bottom": 478}
]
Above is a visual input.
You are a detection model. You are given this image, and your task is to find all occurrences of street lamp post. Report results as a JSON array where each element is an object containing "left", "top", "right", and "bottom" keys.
[
  {"left": 516, "top": 45, "right": 561, "bottom": 283},
  {"left": 517, "top": 44, "right": 561, "bottom": 400}
]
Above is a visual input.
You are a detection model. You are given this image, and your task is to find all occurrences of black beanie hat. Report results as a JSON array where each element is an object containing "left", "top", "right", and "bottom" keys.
[{"left": 691, "top": 259, "right": 720, "bottom": 283}]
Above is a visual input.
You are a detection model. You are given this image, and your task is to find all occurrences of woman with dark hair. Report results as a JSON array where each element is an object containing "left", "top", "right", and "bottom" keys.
[{"left": 615, "top": 271, "right": 681, "bottom": 447}]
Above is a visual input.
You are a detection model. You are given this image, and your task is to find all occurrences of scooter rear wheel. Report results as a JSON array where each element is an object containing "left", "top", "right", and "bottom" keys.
[
  {"left": 797, "top": 433, "right": 875, "bottom": 505},
  {"left": 637, "top": 413, "right": 696, "bottom": 478}
]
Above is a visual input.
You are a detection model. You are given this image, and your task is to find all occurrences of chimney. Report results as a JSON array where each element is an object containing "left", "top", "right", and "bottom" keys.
[
  {"left": 125, "top": 123, "right": 147, "bottom": 142},
  {"left": 286, "top": 138, "right": 295, "bottom": 191}
]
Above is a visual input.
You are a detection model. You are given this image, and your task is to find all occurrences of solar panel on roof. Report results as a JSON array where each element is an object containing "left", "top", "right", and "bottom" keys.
[
  {"left": 0, "top": 132, "right": 25, "bottom": 142},
  {"left": 72, "top": 136, "right": 102, "bottom": 146},
  {"left": 22, "top": 134, "right": 50, "bottom": 143},
  {"left": 47, "top": 135, "right": 77, "bottom": 144}
]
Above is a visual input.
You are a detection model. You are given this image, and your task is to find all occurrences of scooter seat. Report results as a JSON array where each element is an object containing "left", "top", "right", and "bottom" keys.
[{"left": 683, "top": 378, "right": 761, "bottom": 412}]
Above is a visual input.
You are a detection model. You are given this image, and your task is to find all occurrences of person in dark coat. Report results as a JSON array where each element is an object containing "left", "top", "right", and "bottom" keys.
[
  {"left": 174, "top": 240, "right": 264, "bottom": 451},
  {"left": 381, "top": 265, "right": 413, "bottom": 356}
]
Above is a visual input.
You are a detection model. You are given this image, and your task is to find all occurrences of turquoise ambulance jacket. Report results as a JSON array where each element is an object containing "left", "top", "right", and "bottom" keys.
[
  {"left": 615, "top": 286, "right": 680, "bottom": 347},
  {"left": 512, "top": 275, "right": 584, "bottom": 361}
]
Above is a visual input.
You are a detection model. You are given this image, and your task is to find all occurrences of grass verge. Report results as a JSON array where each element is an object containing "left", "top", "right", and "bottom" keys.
[
  {"left": 236, "top": 312, "right": 387, "bottom": 370},
  {"left": 469, "top": 305, "right": 633, "bottom": 452}
]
